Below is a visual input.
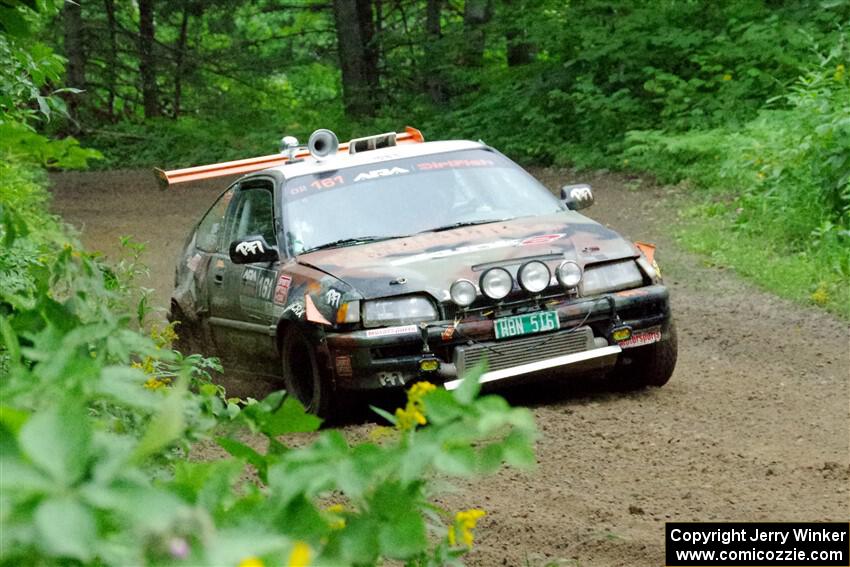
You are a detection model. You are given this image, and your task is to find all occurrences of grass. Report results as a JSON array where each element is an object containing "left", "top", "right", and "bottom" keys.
[{"left": 675, "top": 199, "right": 849, "bottom": 320}]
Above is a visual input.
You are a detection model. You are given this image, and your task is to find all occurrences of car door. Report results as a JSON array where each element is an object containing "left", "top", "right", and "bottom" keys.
[{"left": 207, "top": 178, "right": 280, "bottom": 371}]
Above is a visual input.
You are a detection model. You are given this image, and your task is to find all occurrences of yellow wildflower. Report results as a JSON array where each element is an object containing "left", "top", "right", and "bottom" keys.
[
  {"left": 325, "top": 504, "right": 347, "bottom": 530},
  {"left": 143, "top": 376, "right": 170, "bottom": 390},
  {"left": 287, "top": 542, "right": 311, "bottom": 567},
  {"left": 811, "top": 283, "right": 829, "bottom": 306},
  {"left": 394, "top": 381, "right": 436, "bottom": 431},
  {"left": 238, "top": 557, "right": 264, "bottom": 567},
  {"left": 448, "top": 509, "right": 486, "bottom": 548},
  {"left": 408, "top": 380, "right": 436, "bottom": 400},
  {"left": 722, "top": 73, "right": 732, "bottom": 81},
  {"left": 151, "top": 322, "right": 179, "bottom": 348}
]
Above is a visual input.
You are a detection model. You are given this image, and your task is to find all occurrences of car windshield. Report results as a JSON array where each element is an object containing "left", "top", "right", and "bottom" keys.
[{"left": 283, "top": 148, "right": 563, "bottom": 254}]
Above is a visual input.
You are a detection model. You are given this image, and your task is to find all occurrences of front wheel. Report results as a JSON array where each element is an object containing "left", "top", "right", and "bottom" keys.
[
  {"left": 280, "top": 326, "right": 333, "bottom": 417},
  {"left": 614, "top": 321, "right": 678, "bottom": 388}
]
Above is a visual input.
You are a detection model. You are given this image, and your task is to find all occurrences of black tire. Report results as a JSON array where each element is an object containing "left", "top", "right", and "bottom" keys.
[
  {"left": 614, "top": 321, "right": 678, "bottom": 388},
  {"left": 168, "top": 303, "right": 203, "bottom": 355},
  {"left": 280, "top": 326, "right": 333, "bottom": 417}
]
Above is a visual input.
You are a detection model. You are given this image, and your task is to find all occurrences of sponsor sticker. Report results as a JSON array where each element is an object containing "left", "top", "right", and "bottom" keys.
[
  {"left": 325, "top": 288, "right": 342, "bottom": 308},
  {"left": 273, "top": 273, "right": 292, "bottom": 305},
  {"left": 282, "top": 301, "right": 305, "bottom": 318},
  {"left": 619, "top": 326, "right": 662, "bottom": 349},
  {"left": 365, "top": 325, "right": 418, "bottom": 338},
  {"left": 616, "top": 288, "right": 650, "bottom": 298},
  {"left": 335, "top": 355, "right": 353, "bottom": 377},
  {"left": 186, "top": 253, "right": 202, "bottom": 273},
  {"left": 520, "top": 233, "right": 565, "bottom": 246}
]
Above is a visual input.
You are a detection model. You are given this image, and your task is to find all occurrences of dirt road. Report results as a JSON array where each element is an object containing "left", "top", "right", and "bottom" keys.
[{"left": 50, "top": 168, "right": 849, "bottom": 566}]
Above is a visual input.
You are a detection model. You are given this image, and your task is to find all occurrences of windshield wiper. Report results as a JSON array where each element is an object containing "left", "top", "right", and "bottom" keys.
[
  {"left": 424, "top": 218, "right": 510, "bottom": 233},
  {"left": 300, "top": 235, "right": 404, "bottom": 254}
]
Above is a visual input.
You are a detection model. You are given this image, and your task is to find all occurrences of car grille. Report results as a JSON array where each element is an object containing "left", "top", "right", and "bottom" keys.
[{"left": 454, "top": 326, "right": 594, "bottom": 377}]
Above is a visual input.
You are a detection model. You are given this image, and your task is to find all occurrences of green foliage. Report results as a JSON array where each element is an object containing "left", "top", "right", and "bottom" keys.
[
  {"left": 624, "top": 50, "right": 850, "bottom": 317},
  {"left": 1, "top": 121, "right": 101, "bottom": 168},
  {"left": 0, "top": 0, "right": 68, "bottom": 125}
]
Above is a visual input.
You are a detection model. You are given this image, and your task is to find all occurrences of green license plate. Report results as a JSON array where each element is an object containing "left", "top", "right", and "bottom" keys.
[{"left": 494, "top": 311, "right": 560, "bottom": 340}]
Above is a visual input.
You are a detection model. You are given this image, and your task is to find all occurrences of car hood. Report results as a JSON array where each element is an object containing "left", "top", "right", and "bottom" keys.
[{"left": 296, "top": 211, "right": 638, "bottom": 302}]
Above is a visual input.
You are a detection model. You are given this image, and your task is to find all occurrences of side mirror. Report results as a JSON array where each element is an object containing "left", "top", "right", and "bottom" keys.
[
  {"left": 560, "top": 184, "right": 594, "bottom": 211},
  {"left": 229, "top": 235, "right": 279, "bottom": 264}
]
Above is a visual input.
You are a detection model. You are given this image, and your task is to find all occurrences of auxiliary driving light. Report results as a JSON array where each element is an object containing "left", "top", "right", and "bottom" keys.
[
  {"left": 518, "top": 261, "right": 551, "bottom": 293},
  {"left": 556, "top": 260, "right": 583, "bottom": 288},
  {"left": 609, "top": 325, "right": 633, "bottom": 343},
  {"left": 450, "top": 279, "right": 477, "bottom": 307},
  {"left": 480, "top": 267, "right": 513, "bottom": 300},
  {"left": 419, "top": 358, "right": 440, "bottom": 372}
]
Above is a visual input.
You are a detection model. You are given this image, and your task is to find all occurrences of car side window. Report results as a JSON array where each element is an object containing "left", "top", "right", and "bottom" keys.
[
  {"left": 225, "top": 185, "right": 277, "bottom": 246},
  {"left": 195, "top": 187, "right": 235, "bottom": 252}
]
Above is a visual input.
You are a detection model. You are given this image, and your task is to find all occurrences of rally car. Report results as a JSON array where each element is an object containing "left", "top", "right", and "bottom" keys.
[{"left": 163, "top": 127, "right": 677, "bottom": 415}]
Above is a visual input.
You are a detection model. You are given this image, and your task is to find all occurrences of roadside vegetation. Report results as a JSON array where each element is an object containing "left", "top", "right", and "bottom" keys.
[{"left": 1, "top": 3, "right": 536, "bottom": 565}]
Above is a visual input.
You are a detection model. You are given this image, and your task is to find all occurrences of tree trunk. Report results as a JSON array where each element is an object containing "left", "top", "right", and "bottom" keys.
[
  {"left": 504, "top": 0, "right": 533, "bottom": 66},
  {"left": 63, "top": 0, "right": 85, "bottom": 122},
  {"left": 138, "top": 0, "right": 159, "bottom": 118},
  {"left": 333, "top": 0, "right": 374, "bottom": 117},
  {"left": 104, "top": 0, "right": 117, "bottom": 120},
  {"left": 355, "top": 0, "right": 379, "bottom": 90},
  {"left": 173, "top": 7, "right": 190, "bottom": 119},
  {"left": 462, "top": 0, "right": 491, "bottom": 68},
  {"left": 425, "top": 0, "right": 445, "bottom": 103}
]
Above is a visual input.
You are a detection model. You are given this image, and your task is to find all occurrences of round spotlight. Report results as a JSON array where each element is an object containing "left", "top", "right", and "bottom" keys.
[
  {"left": 557, "top": 261, "right": 583, "bottom": 288},
  {"left": 518, "top": 261, "right": 551, "bottom": 293},
  {"left": 450, "top": 279, "right": 477, "bottom": 307},
  {"left": 480, "top": 267, "right": 513, "bottom": 300}
]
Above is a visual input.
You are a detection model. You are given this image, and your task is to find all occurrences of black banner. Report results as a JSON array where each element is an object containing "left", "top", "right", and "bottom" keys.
[{"left": 666, "top": 522, "right": 849, "bottom": 566}]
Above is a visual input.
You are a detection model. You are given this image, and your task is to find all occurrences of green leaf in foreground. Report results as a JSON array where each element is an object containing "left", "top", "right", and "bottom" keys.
[
  {"left": 260, "top": 394, "right": 322, "bottom": 436},
  {"left": 34, "top": 496, "right": 96, "bottom": 561},
  {"left": 18, "top": 399, "right": 90, "bottom": 485}
]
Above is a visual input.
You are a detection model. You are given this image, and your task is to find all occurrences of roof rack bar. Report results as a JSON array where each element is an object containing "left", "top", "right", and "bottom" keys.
[{"left": 154, "top": 126, "right": 425, "bottom": 188}]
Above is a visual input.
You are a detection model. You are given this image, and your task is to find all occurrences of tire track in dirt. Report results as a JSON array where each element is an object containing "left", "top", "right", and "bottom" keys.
[{"left": 49, "top": 168, "right": 849, "bottom": 567}]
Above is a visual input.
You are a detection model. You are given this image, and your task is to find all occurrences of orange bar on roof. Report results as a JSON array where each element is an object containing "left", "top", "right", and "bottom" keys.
[{"left": 155, "top": 126, "right": 425, "bottom": 188}]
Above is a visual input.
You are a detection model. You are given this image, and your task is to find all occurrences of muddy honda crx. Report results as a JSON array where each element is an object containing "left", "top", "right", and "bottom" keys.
[{"left": 163, "top": 127, "right": 677, "bottom": 415}]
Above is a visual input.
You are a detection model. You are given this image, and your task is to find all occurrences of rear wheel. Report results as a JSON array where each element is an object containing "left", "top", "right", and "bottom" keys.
[
  {"left": 168, "top": 303, "right": 203, "bottom": 354},
  {"left": 614, "top": 321, "right": 678, "bottom": 388},
  {"left": 280, "top": 326, "right": 333, "bottom": 417}
]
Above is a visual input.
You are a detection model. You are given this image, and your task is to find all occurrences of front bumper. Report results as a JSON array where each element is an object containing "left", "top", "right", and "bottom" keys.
[{"left": 324, "top": 284, "right": 671, "bottom": 391}]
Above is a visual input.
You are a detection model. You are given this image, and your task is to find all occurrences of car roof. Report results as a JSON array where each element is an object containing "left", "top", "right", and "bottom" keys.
[{"left": 262, "top": 139, "right": 487, "bottom": 181}]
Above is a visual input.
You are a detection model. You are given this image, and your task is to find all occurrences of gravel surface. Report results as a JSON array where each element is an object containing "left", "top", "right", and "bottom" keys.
[{"left": 50, "top": 167, "right": 849, "bottom": 567}]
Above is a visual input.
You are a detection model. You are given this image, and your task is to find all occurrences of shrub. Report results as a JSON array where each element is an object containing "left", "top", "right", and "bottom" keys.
[{"left": 623, "top": 50, "right": 849, "bottom": 316}]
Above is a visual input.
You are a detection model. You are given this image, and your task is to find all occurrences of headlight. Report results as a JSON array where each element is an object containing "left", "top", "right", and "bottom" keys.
[
  {"left": 362, "top": 296, "right": 438, "bottom": 328},
  {"left": 518, "top": 261, "right": 551, "bottom": 293},
  {"left": 480, "top": 267, "right": 512, "bottom": 300},
  {"left": 556, "top": 261, "right": 582, "bottom": 288},
  {"left": 450, "top": 279, "right": 477, "bottom": 307},
  {"left": 581, "top": 260, "right": 644, "bottom": 296}
]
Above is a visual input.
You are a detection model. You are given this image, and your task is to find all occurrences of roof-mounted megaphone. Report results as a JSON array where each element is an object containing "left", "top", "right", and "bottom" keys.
[{"left": 307, "top": 129, "right": 339, "bottom": 160}]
